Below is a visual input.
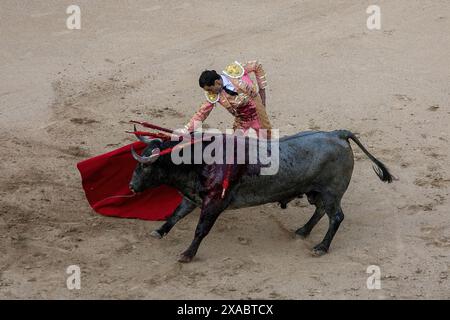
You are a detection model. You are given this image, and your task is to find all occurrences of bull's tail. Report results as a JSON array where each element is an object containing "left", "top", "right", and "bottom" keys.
[{"left": 338, "top": 130, "right": 394, "bottom": 183}]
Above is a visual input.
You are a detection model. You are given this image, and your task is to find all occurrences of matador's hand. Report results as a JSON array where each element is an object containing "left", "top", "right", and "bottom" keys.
[{"left": 173, "top": 127, "right": 191, "bottom": 138}]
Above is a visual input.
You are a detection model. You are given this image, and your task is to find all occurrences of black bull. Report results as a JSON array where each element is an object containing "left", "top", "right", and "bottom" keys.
[{"left": 129, "top": 130, "right": 393, "bottom": 263}]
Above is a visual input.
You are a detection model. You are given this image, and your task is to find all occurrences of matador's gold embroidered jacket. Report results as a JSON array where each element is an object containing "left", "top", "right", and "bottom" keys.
[{"left": 184, "top": 60, "right": 272, "bottom": 137}]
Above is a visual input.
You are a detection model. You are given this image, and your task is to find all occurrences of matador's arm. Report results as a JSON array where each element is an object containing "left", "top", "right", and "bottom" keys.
[
  {"left": 242, "top": 60, "right": 268, "bottom": 107},
  {"left": 184, "top": 101, "right": 214, "bottom": 132}
]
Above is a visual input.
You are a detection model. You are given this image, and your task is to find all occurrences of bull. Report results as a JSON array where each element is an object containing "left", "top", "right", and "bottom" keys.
[{"left": 129, "top": 129, "right": 393, "bottom": 263}]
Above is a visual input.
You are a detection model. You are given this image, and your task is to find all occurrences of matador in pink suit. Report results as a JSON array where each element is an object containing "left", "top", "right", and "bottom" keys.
[{"left": 184, "top": 60, "right": 272, "bottom": 139}]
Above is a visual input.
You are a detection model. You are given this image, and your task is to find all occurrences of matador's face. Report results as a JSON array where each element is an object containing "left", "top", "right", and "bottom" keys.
[{"left": 203, "top": 78, "right": 223, "bottom": 95}]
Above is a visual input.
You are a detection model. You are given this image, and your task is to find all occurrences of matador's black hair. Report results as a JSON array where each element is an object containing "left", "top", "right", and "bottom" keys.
[{"left": 199, "top": 70, "right": 221, "bottom": 88}]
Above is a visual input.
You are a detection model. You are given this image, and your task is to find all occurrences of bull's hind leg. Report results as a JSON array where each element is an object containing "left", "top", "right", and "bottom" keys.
[
  {"left": 295, "top": 191, "right": 325, "bottom": 238},
  {"left": 295, "top": 206, "right": 325, "bottom": 238},
  {"left": 150, "top": 197, "right": 197, "bottom": 239},
  {"left": 312, "top": 197, "right": 344, "bottom": 256}
]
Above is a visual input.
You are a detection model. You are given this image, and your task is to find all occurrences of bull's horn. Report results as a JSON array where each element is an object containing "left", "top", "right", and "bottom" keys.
[
  {"left": 133, "top": 125, "right": 163, "bottom": 145},
  {"left": 131, "top": 146, "right": 161, "bottom": 164}
]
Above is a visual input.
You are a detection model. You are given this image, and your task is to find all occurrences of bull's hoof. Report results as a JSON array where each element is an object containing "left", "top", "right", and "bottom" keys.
[
  {"left": 178, "top": 254, "right": 193, "bottom": 263},
  {"left": 295, "top": 227, "right": 310, "bottom": 239},
  {"left": 150, "top": 230, "right": 163, "bottom": 239},
  {"left": 311, "top": 244, "right": 328, "bottom": 257}
]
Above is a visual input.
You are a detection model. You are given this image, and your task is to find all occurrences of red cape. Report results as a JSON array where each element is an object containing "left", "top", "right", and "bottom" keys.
[{"left": 76, "top": 141, "right": 183, "bottom": 221}]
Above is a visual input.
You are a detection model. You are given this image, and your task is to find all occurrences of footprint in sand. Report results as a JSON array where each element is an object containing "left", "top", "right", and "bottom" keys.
[
  {"left": 61, "top": 146, "right": 90, "bottom": 158},
  {"left": 70, "top": 117, "right": 100, "bottom": 125},
  {"left": 406, "top": 203, "right": 434, "bottom": 214},
  {"left": 414, "top": 171, "right": 450, "bottom": 189},
  {"left": 145, "top": 107, "right": 184, "bottom": 119},
  {"left": 394, "top": 94, "right": 414, "bottom": 103},
  {"left": 237, "top": 237, "right": 251, "bottom": 245},
  {"left": 423, "top": 236, "right": 450, "bottom": 248},
  {"left": 428, "top": 105, "right": 440, "bottom": 111},
  {"left": 308, "top": 119, "right": 320, "bottom": 130}
]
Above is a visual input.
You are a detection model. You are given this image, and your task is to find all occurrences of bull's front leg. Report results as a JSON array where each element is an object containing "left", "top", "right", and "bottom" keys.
[
  {"left": 178, "top": 193, "right": 232, "bottom": 263},
  {"left": 150, "top": 197, "right": 197, "bottom": 239}
]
